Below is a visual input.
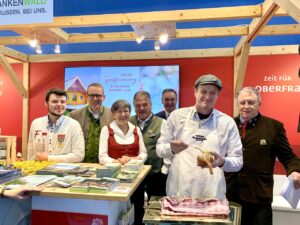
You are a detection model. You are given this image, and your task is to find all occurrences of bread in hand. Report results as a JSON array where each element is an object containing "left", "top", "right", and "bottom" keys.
[{"left": 197, "top": 152, "right": 214, "bottom": 175}]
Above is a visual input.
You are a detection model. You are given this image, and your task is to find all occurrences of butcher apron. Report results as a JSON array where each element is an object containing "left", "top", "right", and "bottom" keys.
[{"left": 166, "top": 110, "right": 226, "bottom": 199}]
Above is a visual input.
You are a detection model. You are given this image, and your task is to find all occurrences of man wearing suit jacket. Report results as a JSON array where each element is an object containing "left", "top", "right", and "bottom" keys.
[
  {"left": 225, "top": 87, "right": 300, "bottom": 225},
  {"left": 155, "top": 88, "right": 177, "bottom": 119}
]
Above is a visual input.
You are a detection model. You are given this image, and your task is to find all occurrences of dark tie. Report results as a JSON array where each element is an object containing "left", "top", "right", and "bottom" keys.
[{"left": 242, "top": 121, "right": 248, "bottom": 139}]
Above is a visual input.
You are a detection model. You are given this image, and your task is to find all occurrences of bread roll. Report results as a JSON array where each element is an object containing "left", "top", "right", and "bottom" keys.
[{"left": 197, "top": 152, "right": 214, "bottom": 175}]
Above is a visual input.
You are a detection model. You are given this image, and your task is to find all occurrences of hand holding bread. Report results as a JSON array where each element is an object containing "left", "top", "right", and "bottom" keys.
[{"left": 197, "top": 151, "right": 214, "bottom": 175}]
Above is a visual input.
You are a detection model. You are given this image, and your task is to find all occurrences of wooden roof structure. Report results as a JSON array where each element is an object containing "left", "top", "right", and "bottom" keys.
[{"left": 0, "top": 0, "right": 299, "bottom": 156}]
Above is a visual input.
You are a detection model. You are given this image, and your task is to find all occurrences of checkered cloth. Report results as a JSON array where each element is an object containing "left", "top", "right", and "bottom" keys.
[{"left": 160, "top": 197, "right": 230, "bottom": 217}]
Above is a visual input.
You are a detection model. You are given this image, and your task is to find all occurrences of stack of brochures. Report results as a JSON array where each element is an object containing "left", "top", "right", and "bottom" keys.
[
  {"left": 0, "top": 168, "right": 22, "bottom": 184},
  {"left": 96, "top": 163, "right": 121, "bottom": 178},
  {"left": 69, "top": 177, "right": 120, "bottom": 193},
  {"left": 36, "top": 163, "right": 80, "bottom": 177},
  {"left": 4, "top": 174, "right": 57, "bottom": 189},
  {"left": 116, "top": 170, "right": 139, "bottom": 183},
  {"left": 124, "top": 160, "right": 143, "bottom": 172}
]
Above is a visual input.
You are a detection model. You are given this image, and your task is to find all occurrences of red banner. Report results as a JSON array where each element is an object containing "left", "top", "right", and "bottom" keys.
[{"left": 31, "top": 210, "right": 108, "bottom": 225}]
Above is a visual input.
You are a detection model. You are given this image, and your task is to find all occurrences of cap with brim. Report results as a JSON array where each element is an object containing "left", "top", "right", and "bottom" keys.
[{"left": 194, "top": 74, "right": 223, "bottom": 90}]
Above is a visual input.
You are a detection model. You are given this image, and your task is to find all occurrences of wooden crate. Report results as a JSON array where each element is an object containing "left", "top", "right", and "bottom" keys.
[{"left": 0, "top": 135, "right": 17, "bottom": 164}]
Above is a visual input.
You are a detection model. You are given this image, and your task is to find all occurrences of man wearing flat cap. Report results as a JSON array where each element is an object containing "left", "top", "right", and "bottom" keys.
[{"left": 156, "top": 74, "right": 243, "bottom": 199}]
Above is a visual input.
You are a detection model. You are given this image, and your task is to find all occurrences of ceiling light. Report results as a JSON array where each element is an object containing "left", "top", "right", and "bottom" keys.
[
  {"left": 35, "top": 44, "right": 42, "bottom": 54},
  {"left": 159, "top": 33, "right": 168, "bottom": 44},
  {"left": 54, "top": 37, "right": 61, "bottom": 53},
  {"left": 154, "top": 40, "right": 160, "bottom": 50},
  {"left": 54, "top": 44, "right": 61, "bottom": 54},
  {"left": 136, "top": 35, "right": 145, "bottom": 44},
  {"left": 29, "top": 33, "right": 38, "bottom": 48}
]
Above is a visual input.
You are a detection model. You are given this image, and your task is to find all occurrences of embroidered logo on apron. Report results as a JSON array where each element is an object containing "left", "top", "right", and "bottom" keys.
[{"left": 192, "top": 134, "right": 207, "bottom": 142}]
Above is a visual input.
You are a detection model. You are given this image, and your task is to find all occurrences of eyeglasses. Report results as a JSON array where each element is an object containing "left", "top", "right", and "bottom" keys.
[{"left": 88, "top": 94, "right": 104, "bottom": 99}]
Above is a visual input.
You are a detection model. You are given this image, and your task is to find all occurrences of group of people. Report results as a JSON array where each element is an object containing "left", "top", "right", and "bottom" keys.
[{"left": 1, "top": 74, "right": 300, "bottom": 225}]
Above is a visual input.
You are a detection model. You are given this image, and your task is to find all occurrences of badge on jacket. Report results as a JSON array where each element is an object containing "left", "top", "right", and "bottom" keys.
[{"left": 260, "top": 139, "right": 267, "bottom": 145}]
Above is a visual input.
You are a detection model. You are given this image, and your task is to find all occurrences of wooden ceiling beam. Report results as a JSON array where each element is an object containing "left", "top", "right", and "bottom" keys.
[
  {"left": 27, "top": 45, "right": 298, "bottom": 63},
  {"left": 235, "top": 0, "right": 279, "bottom": 56},
  {"left": 49, "top": 28, "right": 70, "bottom": 42},
  {"left": 0, "top": 54, "right": 28, "bottom": 97},
  {"left": 0, "top": 45, "right": 28, "bottom": 62},
  {"left": 2, "top": 24, "right": 299, "bottom": 45},
  {"left": 274, "top": 0, "right": 300, "bottom": 24},
  {"left": 69, "top": 32, "right": 136, "bottom": 42},
  {"left": 0, "top": 5, "right": 265, "bottom": 30}
]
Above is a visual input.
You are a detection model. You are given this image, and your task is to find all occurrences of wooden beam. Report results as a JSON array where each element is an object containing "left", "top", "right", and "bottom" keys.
[
  {"left": 0, "top": 54, "right": 28, "bottom": 97},
  {"left": 260, "top": 24, "right": 300, "bottom": 35},
  {"left": 274, "top": 0, "right": 300, "bottom": 24},
  {"left": 176, "top": 26, "right": 248, "bottom": 38},
  {"left": 22, "top": 63, "right": 29, "bottom": 159},
  {"left": 69, "top": 32, "right": 136, "bottom": 42},
  {"left": 49, "top": 28, "right": 70, "bottom": 42},
  {"left": 233, "top": 43, "right": 251, "bottom": 116},
  {"left": 0, "top": 5, "right": 262, "bottom": 30},
  {"left": 26, "top": 45, "right": 298, "bottom": 62},
  {"left": 0, "top": 45, "right": 28, "bottom": 62},
  {"left": 249, "top": 45, "right": 299, "bottom": 55},
  {"left": 28, "top": 48, "right": 234, "bottom": 62},
  {"left": 3, "top": 23, "right": 300, "bottom": 46},
  {"left": 12, "top": 28, "right": 68, "bottom": 44},
  {"left": 235, "top": 0, "right": 279, "bottom": 56}
]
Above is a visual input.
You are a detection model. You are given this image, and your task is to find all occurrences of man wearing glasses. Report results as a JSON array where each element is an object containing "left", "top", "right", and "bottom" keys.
[{"left": 70, "top": 83, "right": 113, "bottom": 162}]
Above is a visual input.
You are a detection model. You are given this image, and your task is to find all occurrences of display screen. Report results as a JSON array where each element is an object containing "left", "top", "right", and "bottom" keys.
[{"left": 64, "top": 65, "right": 179, "bottom": 114}]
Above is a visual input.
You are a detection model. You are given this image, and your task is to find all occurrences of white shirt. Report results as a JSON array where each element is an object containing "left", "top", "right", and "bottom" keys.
[
  {"left": 156, "top": 106, "right": 243, "bottom": 172},
  {"left": 27, "top": 115, "right": 85, "bottom": 163},
  {"left": 99, "top": 120, "right": 148, "bottom": 164}
]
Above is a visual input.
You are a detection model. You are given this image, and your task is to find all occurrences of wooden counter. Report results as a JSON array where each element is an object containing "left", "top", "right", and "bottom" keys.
[
  {"left": 36, "top": 164, "right": 151, "bottom": 202},
  {"left": 31, "top": 164, "right": 151, "bottom": 225}
]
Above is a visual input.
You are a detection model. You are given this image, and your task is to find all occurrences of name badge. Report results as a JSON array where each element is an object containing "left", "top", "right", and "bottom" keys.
[{"left": 260, "top": 139, "right": 267, "bottom": 145}]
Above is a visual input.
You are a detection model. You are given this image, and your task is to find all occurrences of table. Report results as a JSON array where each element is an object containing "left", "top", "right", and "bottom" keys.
[
  {"left": 31, "top": 164, "right": 151, "bottom": 225},
  {"left": 143, "top": 196, "right": 241, "bottom": 225}
]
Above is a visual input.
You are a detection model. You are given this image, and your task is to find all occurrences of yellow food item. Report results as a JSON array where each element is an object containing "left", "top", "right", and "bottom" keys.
[
  {"left": 13, "top": 160, "right": 55, "bottom": 175},
  {"left": 197, "top": 152, "right": 214, "bottom": 175}
]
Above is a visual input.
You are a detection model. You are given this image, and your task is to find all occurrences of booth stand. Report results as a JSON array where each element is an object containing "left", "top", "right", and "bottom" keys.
[
  {"left": 31, "top": 164, "right": 151, "bottom": 225},
  {"left": 143, "top": 196, "right": 241, "bottom": 225}
]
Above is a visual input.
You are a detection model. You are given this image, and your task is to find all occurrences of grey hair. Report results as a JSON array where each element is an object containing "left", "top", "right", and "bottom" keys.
[
  {"left": 133, "top": 91, "right": 152, "bottom": 104},
  {"left": 111, "top": 99, "right": 131, "bottom": 113},
  {"left": 238, "top": 87, "right": 261, "bottom": 104}
]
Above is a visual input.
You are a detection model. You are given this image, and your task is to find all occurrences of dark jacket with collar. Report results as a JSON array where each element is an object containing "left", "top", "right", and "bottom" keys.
[
  {"left": 225, "top": 113, "right": 300, "bottom": 204},
  {"left": 155, "top": 111, "right": 167, "bottom": 120}
]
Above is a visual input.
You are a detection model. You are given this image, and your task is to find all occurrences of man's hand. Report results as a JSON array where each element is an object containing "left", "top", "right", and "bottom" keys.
[
  {"left": 170, "top": 140, "right": 188, "bottom": 154},
  {"left": 4, "top": 186, "right": 43, "bottom": 200},
  {"left": 210, "top": 152, "right": 225, "bottom": 168},
  {"left": 36, "top": 152, "right": 48, "bottom": 161},
  {"left": 290, "top": 171, "right": 300, "bottom": 189}
]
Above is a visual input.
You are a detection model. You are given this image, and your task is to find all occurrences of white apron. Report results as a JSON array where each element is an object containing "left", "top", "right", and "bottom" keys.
[{"left": 166, "top": 110, "right": 226, "bottom": 199}]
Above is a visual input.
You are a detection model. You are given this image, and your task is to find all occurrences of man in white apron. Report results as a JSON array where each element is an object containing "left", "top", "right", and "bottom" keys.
[{"left": 156, "top": 74, "right": 243, "bottom": 199}]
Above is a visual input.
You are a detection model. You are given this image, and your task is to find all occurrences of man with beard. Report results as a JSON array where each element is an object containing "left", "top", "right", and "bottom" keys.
[
  {"left": 155, "top": 88, "right": 178, "bottom": 120},
  {"left": 27, "top": 88, "right": 84, "bottom": 162},
  {"left": 70, "top": 83, "right": 113, "bottom": 162}
]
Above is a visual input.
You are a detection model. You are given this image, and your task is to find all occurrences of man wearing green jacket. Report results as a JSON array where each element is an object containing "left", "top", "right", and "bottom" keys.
[
  {"left": 130, "top": 91, "right": 166, "bottom": 225},
  {"left": 70, "top": 83, "right": 113, "bottom": 163}
]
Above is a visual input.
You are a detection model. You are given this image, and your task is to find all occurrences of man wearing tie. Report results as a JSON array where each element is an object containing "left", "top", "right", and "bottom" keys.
[{"left": 226, "top": 86, "right": 300, "bottom": 225}]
